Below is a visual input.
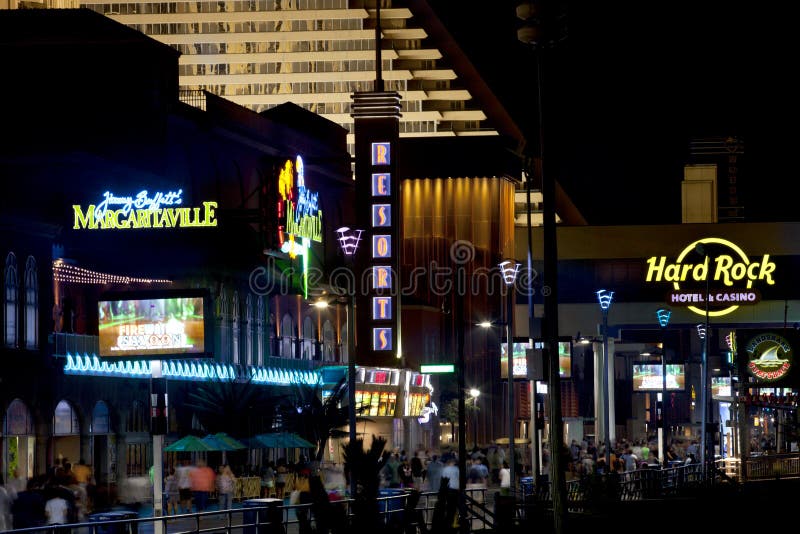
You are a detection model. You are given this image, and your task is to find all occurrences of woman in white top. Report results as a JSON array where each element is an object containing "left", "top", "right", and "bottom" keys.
[{"left": 499, "top": 461, "right": 511, "bottom": 495}]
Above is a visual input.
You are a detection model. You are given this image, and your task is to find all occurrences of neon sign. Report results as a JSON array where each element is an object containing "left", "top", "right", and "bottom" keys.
[
  {"left": 644, "top": 237, "right": 776, "bottom": 317},
  {"left": 746, "top": 332, "right": 793, "bottom": 382},
  {"left": 73, "top": 189, "right": 217, "bottom": 229}
]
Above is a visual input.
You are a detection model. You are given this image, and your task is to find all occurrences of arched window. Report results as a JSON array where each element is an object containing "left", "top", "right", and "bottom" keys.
[
  {"left": 302, "top": 316, "right": 315, "bottom": 360},
  {"left": 91, "top": 401, "right": 111, "bottom": 434},
  {"left": 256, "top": 296, "right": 266, "bottom": 365},
  {"left": 245, "top": 293, "right": 253, "bottom": 367},
  {"left": 232, "top": 291, "right": 240, "bottom": 365},
  {"left": 5, "top": 252, "right": 18, "bottom": 348},
  {"left": 126, "top": 400, "right": 148, "bottom": 433},
  {"left": 24, "top": 256, "right": 37, "bottom": 349},
  {"left": 216, "top": 286, "right": 230, "bottom": 361},
  {"left": 322, "top": 320, "right": 335, "bottom": 361},
  {"left": 340, "top": 323, "right": 348, "bottom": 360},
  {"left": 53, "top": 400, "right": 79, "bottom": 435},
  {"left": 4, "top": 398, "right": 34, "bottom": 435},
  {"left": 280, "top": 314, "right": 293, "bottom": 358}
]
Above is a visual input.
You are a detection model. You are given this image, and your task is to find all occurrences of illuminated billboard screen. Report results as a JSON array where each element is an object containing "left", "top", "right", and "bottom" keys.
[
  {"left": 632, "top": 364, "right": 685, "bottom": 391},
  {"left": 501, "top": 341, "right": 530, "bottom": 380},
  {"left": 503, "top": 339, "right": 572, "bottom": 379},
  {"left": 98, "top": 289, "right": 210, "bottom": 359},
  {"left": 711, "top": 376, "right": 732, "bottom": 399}
]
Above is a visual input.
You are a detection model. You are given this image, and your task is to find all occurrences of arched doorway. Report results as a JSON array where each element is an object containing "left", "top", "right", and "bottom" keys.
[
  {"left": 52, "top": 400, "right": 81, "bottom": 469},
  {"left": 3, "top": 398, "right": 35, "bottom": 481}
]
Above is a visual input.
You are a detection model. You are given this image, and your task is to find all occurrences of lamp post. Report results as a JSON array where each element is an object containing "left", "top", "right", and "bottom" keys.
[
  {"left": 694, "top": 243, "right": 712, "bottom": 468},
  {"left": 335, "top": 226, "right": 362, "bottom": 498},
  {"left": 469, "top": 388, "right": 480, "bottom": 450},
  {"left": 500, "top": 260, "right": 520, "bottom": 496},
  {"left": 656, "top": 308, "right": 672, "bottom": 467},
  {"left": 596, "top": 289, "right": 614, "bottom": 470}
]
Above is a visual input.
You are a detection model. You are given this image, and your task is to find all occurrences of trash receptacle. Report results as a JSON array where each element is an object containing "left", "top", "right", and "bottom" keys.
[
  {"left": 520, "top": 477, "right": 534, "bottom": 498},
  {"left": 88, "top": 511, "right": 131, "bottom": 534},
  {"left": 242, "top": 498, "right": 284, "bottom": 534},
  {"left": 378, "top": 488, "right": 406, "bottom": 524}
]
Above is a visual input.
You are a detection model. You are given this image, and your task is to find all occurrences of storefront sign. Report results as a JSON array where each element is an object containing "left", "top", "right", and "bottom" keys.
[
  {"left": 746, "top": 332, "right": 793, "bottom": 382},
  {"left": 73, "top": 189, "right": 217, "bottom": 229},
  {"left": 740, "top": 392, "right": 798, "bottom": 408},
  {"left": 645, "top": 237, "right": 776, "bottom": 317}
]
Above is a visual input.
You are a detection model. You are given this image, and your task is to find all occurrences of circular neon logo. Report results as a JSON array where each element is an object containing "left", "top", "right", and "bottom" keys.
[
  {"left": 656, "top": 237, "right": 775, "bottom": 317},
  {"left": 746, "top": 333, "right": 792, "bottom": 382}
]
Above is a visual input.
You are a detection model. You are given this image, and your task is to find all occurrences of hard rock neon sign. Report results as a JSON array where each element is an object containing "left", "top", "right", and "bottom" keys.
[{"left": 645, "top": 237, "right": 776, "bottom": 317}]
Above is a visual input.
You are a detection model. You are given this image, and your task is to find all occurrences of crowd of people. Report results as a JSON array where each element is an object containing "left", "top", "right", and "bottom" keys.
[{"left": 0, "top": 457, "right": 95, "bottom": 530}]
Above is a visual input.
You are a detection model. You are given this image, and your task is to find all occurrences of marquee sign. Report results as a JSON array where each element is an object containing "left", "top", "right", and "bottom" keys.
[
  {"left": 645, "top": 237, "right": 775, "bottom": 317},
  {"left": 73, "top": 189, "right": 217, "bottom": 229},
  {"left": 275, "top": 155, "right": 323, "bottom": 298}
]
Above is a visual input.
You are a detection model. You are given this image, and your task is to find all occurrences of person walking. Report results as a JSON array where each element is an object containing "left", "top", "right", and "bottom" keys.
[
  {"left": 189, "top": 459, "right": 215, "bottom": 512},
  {"left": 164, "top": 468, "right": 180, "bottom": 515},
  {"left": 216, "top": 465, "right": 236, "bottom": 511},
  {"left": 425, "top": 455, "right": 444, "bottom": 493},
  {"left": 176, "top": 459, "right": 194, "bottom": 513}
]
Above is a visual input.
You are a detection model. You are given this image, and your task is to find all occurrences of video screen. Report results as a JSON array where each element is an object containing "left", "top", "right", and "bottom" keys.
[
  {"left": 502, "top": 339, "right": 572, "bottom": 379},
  {"left": 98, "top": 291, "right": 208, "bottom": 358},
  {"left": 711, "top": 376, "right": 732, "bottom": 398},
  {"left": 632, "top": 364, "right": 685, "bottom": 391}
]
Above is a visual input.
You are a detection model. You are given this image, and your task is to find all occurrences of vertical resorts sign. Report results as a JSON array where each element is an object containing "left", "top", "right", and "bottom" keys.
[
  {"left": 73, "top": 189, "right": 217, "bottom": 229},
  {"left": 370, "top": 142, "right": 394, "bottom": 353},
  {"left": 644, "top": 237, "right": 776, "bottom": 317}
]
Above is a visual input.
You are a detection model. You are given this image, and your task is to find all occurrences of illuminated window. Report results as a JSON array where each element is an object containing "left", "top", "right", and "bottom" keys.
[
  {"left": 322, "top": 320, "right": 335, "bottom": 361},
  {"left": 281, "top": 314, "right": 294, "bottom": 358},
  {"left": 216, "top": 286, "right": 231, "bottom": 361},
  {"left": 302, "top": 316, "right": 315, "bottom": 360},
  {"left": 91, "top": 401, "right": 110, "bottom": 434},
  {"left": 256, "top": 296, "right": 266, "bottom": 365},
  {"left": 245, "top": 293, "right": 254, "bottom": 367},
  {"left": 5, "top": 252, "right": 18, "bottom": 348},
  {"left": 53, "top": 400, "right": 79, "bottom": 435},
  {"left": 24, "top": 256, "right": 37, "bottom": 350},
  {"left": 4, "top": 398, "right": 33, "bottom": 435},
  {"left": 232, "top": 291, "right": 240, "bottom": 365}
]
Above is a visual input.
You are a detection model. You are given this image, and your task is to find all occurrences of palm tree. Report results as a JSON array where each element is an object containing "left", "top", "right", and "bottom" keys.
[
  {"left": 183, "top": 376, "right": 278, "bottom": 438},
  {"left": 275, "top": 376, "right": 350, "bottom": 462},
  {"left": 343, "top": 435, "right": 388, "bottom": 531}
]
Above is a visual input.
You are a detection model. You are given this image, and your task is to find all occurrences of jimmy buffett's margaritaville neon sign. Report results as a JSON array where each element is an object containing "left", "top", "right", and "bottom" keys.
[
  {"left": 73, "top": 189, "right": 217, "bottom": 229},
  {"left": 645, "top": 237, "right": 776, "bottom": 317}
]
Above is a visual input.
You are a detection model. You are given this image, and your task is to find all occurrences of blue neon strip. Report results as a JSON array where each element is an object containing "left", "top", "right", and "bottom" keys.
[{"left": 63, "top": 353, "right": 320, "bottom": 386}]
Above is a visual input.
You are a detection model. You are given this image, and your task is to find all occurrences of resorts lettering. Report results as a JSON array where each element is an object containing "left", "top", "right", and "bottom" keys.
[
  {"left": 646, "top": 255, "right": 776, "bottom": 286},
  {"left": 73, "top": 201, "right": 218, "bottom": 229}
]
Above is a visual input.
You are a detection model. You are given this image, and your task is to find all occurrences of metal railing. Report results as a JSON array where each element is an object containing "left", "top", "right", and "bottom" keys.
[
  {"left": 744, "top": 452, "right": 800, "bottom": 479},
  {"left": 0, "top": 489, "right": 495, "bottom": 534}
]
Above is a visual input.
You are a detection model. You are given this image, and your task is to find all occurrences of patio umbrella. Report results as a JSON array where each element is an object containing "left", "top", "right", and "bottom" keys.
[
  {"left": 164, "top": 435, "right": 215, "bottom": 452},
  {"left": 251, "top": 432, "right": 315, "bottom": 449},
  {"left": 214, "top": 432, "right": 247, "bottom": 450},
  {"left": 202, "top": 434, "right": 237, "bottom": 451}
]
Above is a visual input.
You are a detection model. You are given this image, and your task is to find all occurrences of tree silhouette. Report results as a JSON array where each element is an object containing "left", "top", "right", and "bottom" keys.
[
  {"left": 275, "top": 376, "right": 350, "bottom": 462},
  {"left": 183, "top": 376, "right": 278, "bottom": 438}
]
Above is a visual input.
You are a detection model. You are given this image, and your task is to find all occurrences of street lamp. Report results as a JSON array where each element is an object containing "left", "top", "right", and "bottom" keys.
[
  {"left": 469, "top": 388, "right": 481, "bottom": 450},
  {"left": 694, "top": 243, "right": 712, "bottom": 467},
  {"left": 336, "top": 226, "right": 362, "bottom": 498},
  {"left": 656, "top": 308, "right": 672, "bottom": 467},
  {"left": 499, "top": 260, "right": 520, "bottom": 494},
  {"left": 596, "top": 289, "right": 614, "bottom": 471}
]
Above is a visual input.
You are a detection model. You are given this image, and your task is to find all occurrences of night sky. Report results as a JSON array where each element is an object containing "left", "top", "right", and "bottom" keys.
[{"left": 427, "top": 1, "right": 749, "bottom": 226}]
